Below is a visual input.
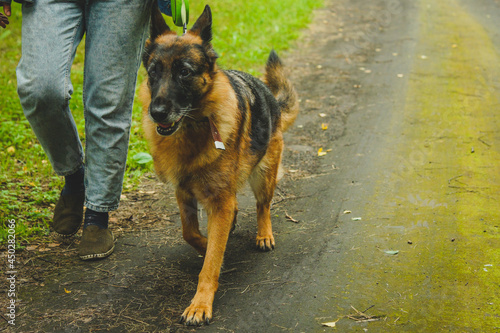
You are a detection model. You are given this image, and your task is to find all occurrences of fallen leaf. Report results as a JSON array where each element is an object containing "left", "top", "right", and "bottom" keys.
[
  {"left": 64, "top": 288, "right": 72, "bottom": 294},
  {"left": 322, "top": 320, "right": 339, "bottom": 327},
  {"left": 384, "top": 250, "right": 399, "bottom": 255},
  {"left": 26, "top": 245, "right": 39, "bottom": 251},
  {"left": 48, "top": 243, "right": 60, "bottom": 248},
  {"left": 318, "top": 148, "right": 327, "bottom": 157},
  {"left": 321, "top": 123, "right": 328, "bottom": 130},
  {"left": 343, "top": 210, "right": 352, "bottom": 214},
  {"left": 7, "top": 146, "right": 15, "bottom": 154}
]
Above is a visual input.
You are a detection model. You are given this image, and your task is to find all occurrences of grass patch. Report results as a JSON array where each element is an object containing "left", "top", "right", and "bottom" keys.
[{"left": 0, "top": 0, "right": 323, "bottom": 245}]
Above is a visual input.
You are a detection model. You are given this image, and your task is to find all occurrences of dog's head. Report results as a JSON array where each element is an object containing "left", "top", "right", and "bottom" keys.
[{"left": 142, "top": 5, "right": 218, "bottom": 136}]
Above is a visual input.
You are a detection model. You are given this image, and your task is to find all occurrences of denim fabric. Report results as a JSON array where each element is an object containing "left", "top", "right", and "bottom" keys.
[
  {"left": 17, "top": 0, "right": 153, "bottom": 212},
  {"left": 4, "top": 1, "right": 166, "bottom": 10}
]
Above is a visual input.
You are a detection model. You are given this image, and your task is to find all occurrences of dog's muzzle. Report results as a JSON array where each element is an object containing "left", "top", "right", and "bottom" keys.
[
  {"left": 155, "top": 115, "right": 184, "bottom": 136},
  {"left": 149, "top": 98, "right": 184, "bottom": 136}
]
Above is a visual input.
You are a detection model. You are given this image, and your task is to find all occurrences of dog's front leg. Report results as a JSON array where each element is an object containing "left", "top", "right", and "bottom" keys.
[{"left": 180, "top": 196, "right": 236, "bottom": 325}]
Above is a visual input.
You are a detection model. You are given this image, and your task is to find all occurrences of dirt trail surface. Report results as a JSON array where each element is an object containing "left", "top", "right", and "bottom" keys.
[{"left": 3, "top": 0, "right": 500, "bottom": 331}]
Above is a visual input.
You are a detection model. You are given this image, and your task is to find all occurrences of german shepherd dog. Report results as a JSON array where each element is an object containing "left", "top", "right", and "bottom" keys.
[{"left": 140, "top": 4, "right": 298, "bottom": 325}]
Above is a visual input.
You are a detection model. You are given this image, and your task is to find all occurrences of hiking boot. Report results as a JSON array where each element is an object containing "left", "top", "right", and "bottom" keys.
[
  {"left": 52, "top": 191, "right": 85, "bottom": 237},
  {"left": 78, "top": 225, "right": 115, "bottom": 260}
]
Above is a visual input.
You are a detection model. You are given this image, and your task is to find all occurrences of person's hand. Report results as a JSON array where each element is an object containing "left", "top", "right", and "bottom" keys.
[{"left": 0, "top": 2, "right": 11, "bottom": 28}]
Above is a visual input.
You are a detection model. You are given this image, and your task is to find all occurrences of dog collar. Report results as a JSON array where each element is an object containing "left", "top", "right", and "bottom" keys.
[{"left": 208, "top": 118, "right": 225, "bottom": 150}]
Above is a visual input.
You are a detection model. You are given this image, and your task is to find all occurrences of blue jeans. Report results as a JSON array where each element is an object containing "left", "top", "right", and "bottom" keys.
[{"left": 17, "top": 0, "right": 152, "bottom": 212}]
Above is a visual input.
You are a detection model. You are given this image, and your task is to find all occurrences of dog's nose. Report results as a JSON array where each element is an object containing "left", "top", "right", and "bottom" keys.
[{"left": 149, "top": 98, "right": 172, "bottom": 123}]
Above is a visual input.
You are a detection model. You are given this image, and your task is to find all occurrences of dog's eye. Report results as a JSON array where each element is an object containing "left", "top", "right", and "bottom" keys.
[
  {"left": 180, "top": 68, "right": 192, "bottom": 77},
  {"left": 149, "top": 63, "right": 162, "bottom": 79}
]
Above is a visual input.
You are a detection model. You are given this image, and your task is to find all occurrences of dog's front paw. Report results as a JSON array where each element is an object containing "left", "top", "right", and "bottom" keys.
[
  {"left": 179, "top": 302, "right": 212, "bottom": 326},
  {"left": 256, "top": 234, "right": 275, "bottom": 251}
]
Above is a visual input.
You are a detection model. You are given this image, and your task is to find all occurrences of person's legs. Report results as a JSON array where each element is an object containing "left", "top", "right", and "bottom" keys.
[
  {"left": 77, "top": 0, "right": 152, "bottom": 259},
  {"left": 17, "top": 0, "right": 85, "bottom": 175},
  {"left": 17, "top": 0, "right": 87, "bottom": 236},
  {"left": 82, "top": 0, "right": 151, "bottom": 213}
]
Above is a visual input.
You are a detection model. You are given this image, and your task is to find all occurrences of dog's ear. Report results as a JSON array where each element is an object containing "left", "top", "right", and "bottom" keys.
[
  {"left": 190, "top": 5, "right": 212, "bottom": 43},
  {"left": 150, "top": 1, "right": 171, "bottom": 40},
  {"left": 189, "top": 5, "right": 218, "bottom": 68}
]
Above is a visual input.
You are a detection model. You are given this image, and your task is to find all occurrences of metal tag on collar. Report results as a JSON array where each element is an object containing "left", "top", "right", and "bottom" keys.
[{"left": 209, "top": 118, "right": 225, "bottom": 150}]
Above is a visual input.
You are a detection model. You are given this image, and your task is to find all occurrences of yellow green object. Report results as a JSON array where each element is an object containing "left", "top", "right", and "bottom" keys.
[{"left": 172, "top": 0, "right": 189, "bottom": 27}]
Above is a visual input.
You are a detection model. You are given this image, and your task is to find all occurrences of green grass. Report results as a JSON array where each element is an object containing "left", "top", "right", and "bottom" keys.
[{"left": 0, "top": 0, "right": 323, "bottom": 246}]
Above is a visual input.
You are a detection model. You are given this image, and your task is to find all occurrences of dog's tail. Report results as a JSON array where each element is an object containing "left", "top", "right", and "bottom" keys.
[{"left": 264, "top": 50, "right": 299, "bottom": 132}]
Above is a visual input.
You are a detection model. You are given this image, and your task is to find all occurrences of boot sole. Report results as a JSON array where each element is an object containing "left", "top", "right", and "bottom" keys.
[{"left": 79, "top": 244, "right": 115, "bottom": 261}]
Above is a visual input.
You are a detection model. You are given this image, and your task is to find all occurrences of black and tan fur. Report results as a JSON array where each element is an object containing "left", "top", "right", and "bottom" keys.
[{"left": 139, "top": 4, "right": 298, "bottom": 325}]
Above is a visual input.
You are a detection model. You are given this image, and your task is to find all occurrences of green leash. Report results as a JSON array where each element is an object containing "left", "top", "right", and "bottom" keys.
[{"left": 171, "top": 0, "right": 189, "bottom": 33}]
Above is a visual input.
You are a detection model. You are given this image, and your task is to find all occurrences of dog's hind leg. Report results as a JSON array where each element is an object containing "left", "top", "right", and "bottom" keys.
[
  {"left": 176, "top": 188, "right": 207, "bottom": 256},
  {"left": 249, "top": 135, "right": 284, "bottom": 251}
]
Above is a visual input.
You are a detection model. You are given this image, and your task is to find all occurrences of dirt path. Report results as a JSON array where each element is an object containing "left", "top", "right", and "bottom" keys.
[{"left": 3, "top": 0, "right": 500, "bottom": 332}]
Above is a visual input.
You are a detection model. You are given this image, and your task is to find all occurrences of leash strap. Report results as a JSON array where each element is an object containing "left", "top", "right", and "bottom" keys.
[
  {"left": 181, "top": 0, "right": 187, "bottom": 34},
  {"left": 172, "top": 0, "right": 189, "bottom": 33}
]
